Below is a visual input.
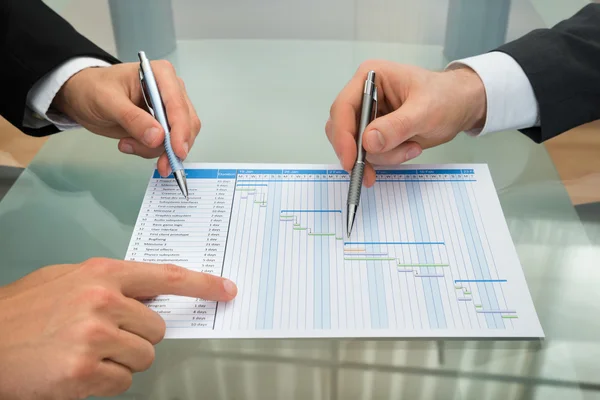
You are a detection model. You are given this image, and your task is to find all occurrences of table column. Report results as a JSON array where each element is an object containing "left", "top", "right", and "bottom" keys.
[{"left": 128, "top": 170, "right": 236, "bottom": 329}]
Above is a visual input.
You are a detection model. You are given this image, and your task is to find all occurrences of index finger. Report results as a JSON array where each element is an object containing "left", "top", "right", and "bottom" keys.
[{"left": 111, "top": 261, "right": 237, "bottom": 301}]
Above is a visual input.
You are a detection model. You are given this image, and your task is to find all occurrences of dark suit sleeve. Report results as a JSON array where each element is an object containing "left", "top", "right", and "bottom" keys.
[
  {"left": 0, "top": 0, "right": 120, "bottom": 137},
  {"left": 494, "top": 4, "right": 600, "bottom": 143}
]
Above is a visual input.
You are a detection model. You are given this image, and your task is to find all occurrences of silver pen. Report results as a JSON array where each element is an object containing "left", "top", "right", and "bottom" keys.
[
  {"left": 346, "top": 71, "right": 378, "bottom": 237},
  {"left": 138, "top": 51, "right": 189, "bottom": 199}
]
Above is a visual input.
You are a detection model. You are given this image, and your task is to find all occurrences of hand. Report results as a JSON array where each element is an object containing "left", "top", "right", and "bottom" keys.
[
  {"left": 326, "top": 60, "right": 487, "bottom": 187},
  {"left": 52, "top": 61, "right": 200, "bottom": 177},
  {"left": 0, "top": 258, "right": 237, "bottom": 399}
]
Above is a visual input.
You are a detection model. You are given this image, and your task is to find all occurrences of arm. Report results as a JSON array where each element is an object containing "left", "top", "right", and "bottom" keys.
[
  {"left": 327, "top": 4, "right": 600, "bottom": 184},
  {"left": 0, "top": 0, "right": 200, "bottom": 177},
  {"left": 496, "top": 3, "right": 600, "bottom": 142},
  {"left": 0, "top": 0, "right": 119, "bottom": 136}
]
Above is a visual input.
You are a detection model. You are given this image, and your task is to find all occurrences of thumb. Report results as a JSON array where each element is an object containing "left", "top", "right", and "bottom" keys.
[
  {"left": 109, "top": 95, "right": 165, "bottom": 148},
  {"left": 362, "top": 100, "right": 424, "bottom": 154}
]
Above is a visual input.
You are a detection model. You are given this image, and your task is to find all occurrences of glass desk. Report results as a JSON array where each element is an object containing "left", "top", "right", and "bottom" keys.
[{"left": 1, "top": 2, "right": 600, "bottom": 398}]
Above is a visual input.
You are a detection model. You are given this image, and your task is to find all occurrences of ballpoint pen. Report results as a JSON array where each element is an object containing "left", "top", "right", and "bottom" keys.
[
  {"left": 346, "top": 70, "right": 378, "bottom": 237},
  {"left": 138, "top": 51, "right": 189, "bottom": 199}
]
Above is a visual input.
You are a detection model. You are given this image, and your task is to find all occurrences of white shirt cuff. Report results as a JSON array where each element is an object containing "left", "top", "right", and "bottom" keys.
[
  {"left": 24, "top": 57, "right": 111, "bottom": 131},
  {"left": 446, "top": 52, "right": 540, "bottom": 136}
]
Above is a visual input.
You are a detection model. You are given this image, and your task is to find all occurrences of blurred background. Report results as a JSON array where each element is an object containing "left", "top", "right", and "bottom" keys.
[{"left": 2, "top": 0, "right": 597, "bottom": 212}]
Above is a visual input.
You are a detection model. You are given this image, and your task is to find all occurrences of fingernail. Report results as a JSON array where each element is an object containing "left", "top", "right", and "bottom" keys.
[
  {"left": 183, "top": 142, "right": 189, "bottom": 158},
  {"left": 165, "top": 165, "right": 172, "bottom": 177},
  {"left": 366, "top": 130, "right": 385, "bottom": 152},
  {"left": 143, "top": 127, "right": 160, "bottom": 146},
  {"left": 223, "top": 279, "right": 238, "bottom": 297},
  {"left": 406, "top": 147, "right": 422, "bottom": 161},
  {"left": 120, "top": 143, "right": 134, "bottom": 154}
]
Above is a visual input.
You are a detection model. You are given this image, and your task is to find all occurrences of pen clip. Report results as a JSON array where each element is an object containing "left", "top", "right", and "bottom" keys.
[
  {"left": 371, "top": 86, "right": 378, "bottom": 120},
  {"left": 138, "top": 68, "right": 155, "bottom": 117}
]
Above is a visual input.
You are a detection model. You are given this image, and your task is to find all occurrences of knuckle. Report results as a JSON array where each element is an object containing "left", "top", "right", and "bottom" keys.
[
  {"left": 154, "top": 59, "right": 175, "bottom": 73},
  {"left": 82, "top": 257, "right": 107, "bottom": 270},
  {"left": 77, "top": 317, "right": 114, "bottom": 344},
  {"left": 140, "top": 344, "right": 156, "bottom": 371},
  {"left": 357, "top": 59, "right": 380, "bottom": 73},
  {"left": 80, "top": 257, "right": 119, "bottom": 276},
  {"left": 66, "top": 353, "right": 97, "bottom": 383},
  {"left": 325, "top": 118, "right": 332, "bottom": 136},
  {"left": 112, "top": 373, "right": 133, "bottom": 396},
  {"left": 192, "top": 115, "right": 201, "bottom": 134},
  {"left": 153, "top": 318, "right": 167, "bottom": 344},
  {"left": 84, "top": 285, "right": 120, "bottom": 311},
  {"left": 146, "top": 311, "right": 167, "bottom": 345},
  {"left": 329, "top": 101, "right": 337, "bottom": 118},
  {"left": 161, "top": 263, "right": 188, "bottom": 285}
]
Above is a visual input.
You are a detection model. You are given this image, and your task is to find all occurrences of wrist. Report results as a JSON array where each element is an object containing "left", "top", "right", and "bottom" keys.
[
  {"left": 447, "top": 67, "right": 487, "bottom": 132},
  {"left": 52, "top": 67, "right": 94, "bottom": 118}
]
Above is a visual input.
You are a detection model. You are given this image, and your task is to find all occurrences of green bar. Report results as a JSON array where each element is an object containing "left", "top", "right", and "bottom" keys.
[
  {"left": 280, "top": 215, "right": 294, "bottom": 218},
  {"left": 502, "top": 315, "right": 519, "bottom": 319},
  {"left": 397, "top": 264, "right": 449, "bottom": 267},
  {"left": 294, "top": 228, "right": 307, "bottom": 231},
  {"left": 236, "top": 188, "right": 257, "bottom": 191},
  {"left": 463, "top": 291, "right": 472, "bottom": 295},
  {"left": 475, "top": 305, "right": 482, "bottom": 308},
  {"left": 336, "top": 237, "right": 344, "bottom": 240},
  {"left": 293, "top": 223, "right": 300, "bottom": 226},
  {"left": 345, "top": 258, "right": 396, "bottom": 261},
  {"left": 454, "top": 285, "right": 463, "bottom": 289},
  {"left": 254, "top": 201, "right": 267, "bottom": 204},
  {"left": 308, "top": 233, "right": 335, "bottom": 236}
]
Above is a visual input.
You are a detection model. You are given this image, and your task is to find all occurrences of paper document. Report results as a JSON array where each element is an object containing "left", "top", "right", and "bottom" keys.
[{"left": 125, "top": 163, "right": 543, "bottom": 339}]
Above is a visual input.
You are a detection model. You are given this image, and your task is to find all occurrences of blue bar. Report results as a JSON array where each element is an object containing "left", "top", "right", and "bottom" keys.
[
  {"left": 454, "top": 279, "right": 507, "bottom": 283},
  {"left": 153, "top": 169, "right": 220, "bottom": 179},
  {"left": 376, "top": 169, "right": 474, "bottom": 176},
  {"left": 375, "top": 180, "right": 477, "bottom": 182},
  {"left": 237, "top": 184, "right": 268, "bottom": 187},
  {"left": 237, "top": 179, "right": 475, "bottom": 183},
  {"left": 343, "top": 253, "right": 389, "bottom": 256},
  {"left": 238, "top": 169, "right": 283, "bottom": 175},
  {"left": 476, "top": 310, "right": 517, "bottom": 314},
  {"left": 327, "top": 170, "right": 349, "bottom": 175},
  {"left": 217, "top": 169, "right": 237, "bottom": 178},
  {"left": 282, "top": 169, "right": 328, "bottom": 175},
  {"left": 344, "top": 241, "right": 444, "bottom": 245},
  {"left": 281, "top": 210, "right": 342, "bottom": 213}
]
